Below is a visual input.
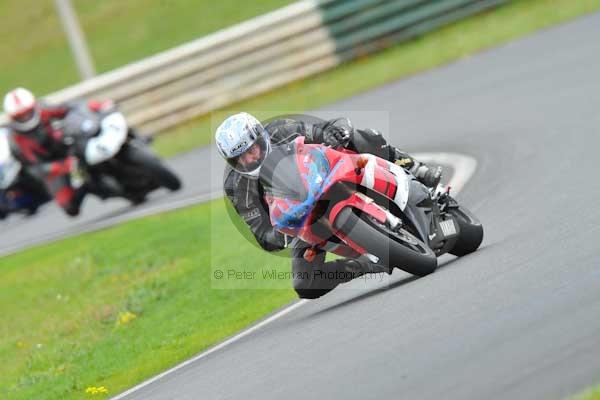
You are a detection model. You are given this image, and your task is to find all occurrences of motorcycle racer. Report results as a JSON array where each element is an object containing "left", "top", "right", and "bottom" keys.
[
  {"left": 3, "top": 87, "right": 113, "bottom": 216},
  {"left": 216, "top": 112, "right": 442, "bottom": 299}
]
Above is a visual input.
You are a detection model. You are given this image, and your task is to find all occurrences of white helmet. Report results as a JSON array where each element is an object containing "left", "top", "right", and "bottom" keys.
[
  {"left": 3, "top": 87, "right": 40, "bottom": 132},
  {"left": 215, "top": 112, "right": 271, "bottom": 178}
]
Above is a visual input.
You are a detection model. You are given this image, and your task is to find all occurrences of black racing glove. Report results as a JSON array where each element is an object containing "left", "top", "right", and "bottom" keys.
[{"left": 322, "top": 124, "right": 351, "bottom": 148}]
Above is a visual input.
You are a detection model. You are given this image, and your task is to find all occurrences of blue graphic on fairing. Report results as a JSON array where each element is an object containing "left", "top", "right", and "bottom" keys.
[{"left": 272, "top": 148, "right": 343, "bottom": 230}]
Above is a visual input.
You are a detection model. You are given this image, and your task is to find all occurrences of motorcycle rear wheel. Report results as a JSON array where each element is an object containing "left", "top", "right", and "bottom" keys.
[{"left": 448, "top": 206, "right": 483, "bottom": 256}]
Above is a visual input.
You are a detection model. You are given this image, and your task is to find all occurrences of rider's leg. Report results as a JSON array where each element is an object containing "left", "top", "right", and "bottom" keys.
[
  {"left": 291, "top": 241, "right": 389, "bottom": 299},
  {"left": 50, "top": 178, "right": 87, "bottom": 217},
  {"left": 352, "top": 128, "right": 442, "bottom": 188},
  {"left": 39, "top": 163, "right": 87, "bottom": 217}
]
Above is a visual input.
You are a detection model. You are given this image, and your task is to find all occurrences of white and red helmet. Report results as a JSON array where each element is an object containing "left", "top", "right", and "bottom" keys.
[{"left": 3, "top": 88, "right": 40, "bottom": 131}]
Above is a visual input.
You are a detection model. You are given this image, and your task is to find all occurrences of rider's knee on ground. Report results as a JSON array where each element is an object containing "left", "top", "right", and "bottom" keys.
[
  {"left": 63, "top": 203, "right": 81, "bottom": 217},
  {"left": 294, "top": 287, "right": 331, "bottom": 299},
  {"left": 291, "top": 264, "right": 335, "bottom": 299},
  {"left": 291, "top": 244, "right": 335, "bottom": 299},
  {"left": 54, "top": 186, "right": 85, "bottom": 217},
  {"left": 293, "top": 282, "right": 332, "bottom": 299}
]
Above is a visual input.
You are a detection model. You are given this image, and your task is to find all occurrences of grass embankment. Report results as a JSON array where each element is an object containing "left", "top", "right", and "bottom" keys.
[
  {"left": 0, "top": 200, "right": 296, "bottom": 400},
  {"left": 571, "top": 386, "right": 600, "bottom": 400},
  {"left": 152, "top": 0, "right": 600, "bottom": 157},
  {"left": 0, "top": 0, "right": 293, "bottom": 96}
]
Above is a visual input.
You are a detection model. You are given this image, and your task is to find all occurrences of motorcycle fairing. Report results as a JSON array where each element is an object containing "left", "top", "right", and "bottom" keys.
[
  {"left": 262, "top": 137, "right": 429, "bottom": 258},
  {"left": 84, "top": 112, "right": 128, "bottom": 165},
  {"left": 358, "top": 154, "right": 411, "bottom": 211}
]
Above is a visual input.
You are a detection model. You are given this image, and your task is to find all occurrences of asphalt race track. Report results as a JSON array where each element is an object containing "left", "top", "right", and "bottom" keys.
[
  {"left": 0, "top": 148, "right": 226, "bottom": 256},
  {"left": 5, "top": 12, "right": 600, "bottom": 400}
]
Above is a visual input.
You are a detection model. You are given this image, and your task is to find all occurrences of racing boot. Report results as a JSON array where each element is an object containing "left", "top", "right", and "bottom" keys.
[
  {"left": 343, "top": 258, "right": 392, "bottom": 277},
  {"left": 391, "top": 148, "right": 442, "bottom": 188},
  {"left": 64, "top": 185, "right": 88, "bottom": 217},
  {"left": 410, "top": 162, "right": 442, "bottom": 188}
]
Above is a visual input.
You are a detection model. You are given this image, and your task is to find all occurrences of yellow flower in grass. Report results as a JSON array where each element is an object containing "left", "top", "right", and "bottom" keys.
[
  {"left": 85, "top": 386, "right": 108, "bottom": 395},
  {"left": 116, "top": 311, "right": 137, "bottom": 326}
]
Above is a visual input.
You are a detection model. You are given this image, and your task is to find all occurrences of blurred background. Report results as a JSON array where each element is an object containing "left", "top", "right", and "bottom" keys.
[{"left": 0, "top": 0, "right": 292, "bottom": 95}]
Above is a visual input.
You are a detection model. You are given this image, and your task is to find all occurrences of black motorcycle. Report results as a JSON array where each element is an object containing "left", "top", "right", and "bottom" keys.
[{"left": 59, "top": 103, "right": 181, "bottom": 205}]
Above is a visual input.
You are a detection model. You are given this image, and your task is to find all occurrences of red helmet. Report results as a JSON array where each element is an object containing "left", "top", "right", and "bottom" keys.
[{"left": 3, "top": 88, "right": 40, "bottom": 131}]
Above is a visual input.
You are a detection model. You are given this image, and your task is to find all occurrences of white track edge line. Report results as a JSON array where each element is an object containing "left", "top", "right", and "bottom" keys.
[{"left": 111, "top": 299, "right": 309, "bottom": 400}]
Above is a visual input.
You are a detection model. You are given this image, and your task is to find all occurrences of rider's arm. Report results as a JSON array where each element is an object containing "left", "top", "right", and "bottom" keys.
[
  {"left": 265, "top": 119, "right": 309, "bottom": 145},
  {"left": 41, "top": 99, "right": 113, "bottom": 121},
  {"left": 242, "top": 208, "right": 287, "bottom": 252},
  {"left": 349, "top": 128, "right": 417, "bottom": 167},
  {"left": 265, "top": 118, "right": 343, "bottom": 146},
  {"left": 265, "top": 118, "right": 433, "bottom": 181},
  {"left": 266, "top": 119, "right": 441, "bottom": 187},
  {"left": 224, "top": 171, "right": 286, "bottom": 252},
  {"left": 40, "top": 105, "right": 70, "bottom": 120},
  {"left": 87, "top": 99, "right": 115, "bottom": 113}
]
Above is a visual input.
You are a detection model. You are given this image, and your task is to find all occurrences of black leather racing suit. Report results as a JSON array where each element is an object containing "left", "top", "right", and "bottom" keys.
[{"left": 224, "top": 118, "right": 424, "bottom": 299}]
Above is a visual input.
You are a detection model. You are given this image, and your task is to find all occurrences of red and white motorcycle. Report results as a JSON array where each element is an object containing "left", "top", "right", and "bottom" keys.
[{"left": 260, "top": 118, "right": 483, "bottom": 275}]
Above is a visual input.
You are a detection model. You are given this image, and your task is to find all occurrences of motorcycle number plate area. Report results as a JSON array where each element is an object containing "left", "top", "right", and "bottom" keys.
[{"left": 440, "top": 219, "right": 458, "bottom": 237}]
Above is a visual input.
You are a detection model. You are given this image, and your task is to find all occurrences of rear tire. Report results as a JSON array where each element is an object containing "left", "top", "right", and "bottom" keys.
[
  {"left": 334, "top": 207, "right": 437, "bottom": 276},
  {"left": 448, "top": 206, "right": 483, "bottom": 256}
]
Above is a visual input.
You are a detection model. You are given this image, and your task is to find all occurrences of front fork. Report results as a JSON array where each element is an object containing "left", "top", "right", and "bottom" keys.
[{"left": 427, "top": 186, "right": 461, "bottom": 255}]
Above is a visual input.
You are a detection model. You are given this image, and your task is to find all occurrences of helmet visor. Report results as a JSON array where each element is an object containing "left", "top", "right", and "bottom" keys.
[
  {"left": 13, "top": 107, "right": 36, "bottom": 123},
  {"left": 227, "top": 133, "right": 269, "bottom": 175}
]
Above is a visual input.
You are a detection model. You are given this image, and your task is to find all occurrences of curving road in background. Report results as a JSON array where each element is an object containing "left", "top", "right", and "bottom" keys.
[
  {"left": 3, "top": 12, "right": 600, "bottom": 400},
  {"left": 0, "top": 146, "right": 224, "bottom": 257}
]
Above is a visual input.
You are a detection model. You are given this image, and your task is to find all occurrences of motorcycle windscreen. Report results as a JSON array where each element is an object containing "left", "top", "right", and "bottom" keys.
[{"left": 261, "top": 143, "right": 331, "bottom": 230}]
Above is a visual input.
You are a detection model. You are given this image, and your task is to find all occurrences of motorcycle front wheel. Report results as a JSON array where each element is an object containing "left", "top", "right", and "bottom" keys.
[
  {"left": 333, "top": 207, "right": 437, "bottom": 276},
  {"left": 122, "top": 142, "right": 182, "bottom": 191}
]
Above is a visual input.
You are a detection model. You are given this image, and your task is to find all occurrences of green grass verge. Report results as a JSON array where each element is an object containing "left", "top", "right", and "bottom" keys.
[
  {"left": 0, "top": 0, "right": 293, "bottom": 96},
  {"left": 570, "top": 386, "right": 600, "bottom": 400},
  {"left": 152, "top": 0, "right": 600, "bottom": 158},
  {"left": 0, "top": 199, "right": 296, "bottom": 400}
]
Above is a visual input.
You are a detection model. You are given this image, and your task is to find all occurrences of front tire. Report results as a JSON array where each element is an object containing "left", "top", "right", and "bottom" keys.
[
  {"left": 149, "top": 161, "right": 181, "bottom": 191},
  {"left": 334, "top": 207, "right": 437, "bottom": 276},
  {"left": 449, "top": 206, "right": 483, "bottom": 256},
  {"left": 123, "top": 143, "right": 182, "bottom": 191}
]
